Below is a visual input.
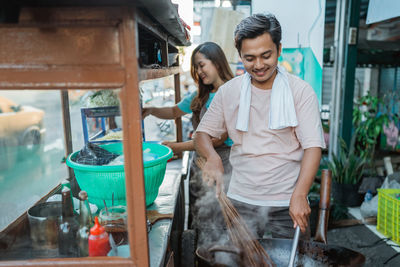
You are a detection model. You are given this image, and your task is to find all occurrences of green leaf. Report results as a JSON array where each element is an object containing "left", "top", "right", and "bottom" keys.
[
  {"left": 374, "top": 125, "right": 381, "bottom": 136},
  {"left": 328, "top": 137, "right": 365, "bottom": 184}
]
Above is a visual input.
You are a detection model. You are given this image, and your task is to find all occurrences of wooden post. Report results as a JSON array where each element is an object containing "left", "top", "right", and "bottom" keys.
[
  {"left": 174, "top": 73, "right": 182, "bottom": 143},
  {"left": 161, "top": 40, "right": 169, "bottom": 67},
  {"left": 120, "top": 7, "right": 149, "bottom": 267},
  {"left": 60, "top": 90, "right": 74, "bottom": 180}
]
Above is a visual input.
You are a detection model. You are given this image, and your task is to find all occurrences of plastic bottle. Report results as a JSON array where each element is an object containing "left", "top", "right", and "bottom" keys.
[
  {"left": 88, "top": 216, "right": 111, "bottom": 256},
  {"left": 76, "top": 191, "right": 93, "bottom": 257},
  {"left": 364, "top": 190, "right": 373, "bottom": 202},
  {"left": 361, "top": 189, "right": 377, "bottom": 218},
  {"left": 58, "top": 187, "right": 79, "bottom": 256},
  {"left": 61, "top": 179, "right": 71, "bottom": 190}
]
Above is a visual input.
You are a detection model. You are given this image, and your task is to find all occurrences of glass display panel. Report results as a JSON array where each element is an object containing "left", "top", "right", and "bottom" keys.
[{"left": 0, "top": 89, "right": 130, "bottom": 260}]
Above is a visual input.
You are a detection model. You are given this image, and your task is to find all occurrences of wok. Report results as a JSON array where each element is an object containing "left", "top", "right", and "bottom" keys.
[
  {"left": 196, "top": 170, "right": 365, "bottom": 266},
  {"left": 196, "top": 238, "right": 366, "bottom": 267}
]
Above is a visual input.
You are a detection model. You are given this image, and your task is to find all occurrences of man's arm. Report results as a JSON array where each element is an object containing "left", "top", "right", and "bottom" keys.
[
  {"left": 289, "top": 147, "right": 321, "bottom": 233},
  {"left": 194, "top": 132, "right": 224, "bottom": 196}
]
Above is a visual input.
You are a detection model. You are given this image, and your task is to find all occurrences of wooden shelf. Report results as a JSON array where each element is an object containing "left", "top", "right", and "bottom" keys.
[
  {"left": 0, "top": 67, "right": 125, "bottom": 90},
  {"left": 138, "top": 66, "right": 180, "bottom": 81}
]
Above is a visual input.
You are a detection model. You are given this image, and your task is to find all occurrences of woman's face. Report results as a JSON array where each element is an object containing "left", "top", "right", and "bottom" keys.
[{"left": 193, "top": 52, "right": 220, "bottom": 87}]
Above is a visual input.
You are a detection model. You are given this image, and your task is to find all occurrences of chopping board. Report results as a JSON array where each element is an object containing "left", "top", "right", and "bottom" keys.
[{"left": 146, "top": 210, "right": 173, "bottom": 224}]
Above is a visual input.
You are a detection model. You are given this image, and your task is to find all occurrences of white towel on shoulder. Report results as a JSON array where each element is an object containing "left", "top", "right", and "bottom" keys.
[{"left": 235, "top": 66, "right": 298, "bottom": 131}]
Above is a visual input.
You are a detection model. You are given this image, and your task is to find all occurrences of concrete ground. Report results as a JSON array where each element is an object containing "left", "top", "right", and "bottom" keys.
[{"left": 327, "top": 208, "right": 400, "bottom": 267}]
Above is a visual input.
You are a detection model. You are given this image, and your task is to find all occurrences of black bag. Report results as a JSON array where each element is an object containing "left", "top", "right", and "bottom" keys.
[{"left": 73, "top": 143, "right": 119, "bottom": 165}]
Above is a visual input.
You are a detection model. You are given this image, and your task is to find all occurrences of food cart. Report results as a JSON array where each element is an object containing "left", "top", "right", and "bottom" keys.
[{"left": 0, "top": 1, "right": 190, "bottom": 266}]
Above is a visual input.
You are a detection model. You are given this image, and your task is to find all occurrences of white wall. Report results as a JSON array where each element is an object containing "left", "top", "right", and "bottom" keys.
[{"left": 252, "top": 0, "right": 325, "bottom": 66}]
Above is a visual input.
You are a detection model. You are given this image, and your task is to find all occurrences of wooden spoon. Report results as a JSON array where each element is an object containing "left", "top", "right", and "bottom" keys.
[{"left": 146, "top": 210, "right": 173, "bottom": 224}]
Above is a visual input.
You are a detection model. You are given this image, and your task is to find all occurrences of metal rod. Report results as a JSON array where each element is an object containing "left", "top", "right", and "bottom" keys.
[
  {"left": 288, "top": 225, "right": 301, "bottom": 267},
  {"left": 329, "top": 0, "right": 348, "bottom": 160}
]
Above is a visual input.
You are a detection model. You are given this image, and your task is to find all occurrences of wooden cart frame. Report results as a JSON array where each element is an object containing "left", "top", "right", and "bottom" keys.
[{"left": 0, "top": 2, "right": 189, "bottom": 267}]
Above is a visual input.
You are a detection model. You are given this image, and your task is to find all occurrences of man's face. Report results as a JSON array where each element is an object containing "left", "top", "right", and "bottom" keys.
[{"left": 240, "top": 32, "right": 281, "bottom": 87}]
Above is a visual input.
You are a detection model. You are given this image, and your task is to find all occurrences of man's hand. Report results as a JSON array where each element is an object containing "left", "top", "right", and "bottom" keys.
[
  {"left": 289, "top": 193, "right": 311, "bottom": 233},
  {"left": 289, "top": 147, "right": 321, "bottom": 233},
  {"left": 197, "top": 155, "right": 224, "bottom": 197}
]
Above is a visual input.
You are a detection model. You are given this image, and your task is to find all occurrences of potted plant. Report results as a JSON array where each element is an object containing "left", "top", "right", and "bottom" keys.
[
  {"left": 353, "top": 93, "right": 393, "bottom": 193},
  {"left": 327, "top": 136, "right": 366, "bottom": 206},
  {"left": 353, "top": 93, "right": 390, "bottom": 164},
  {"left": 327, "top": 93, "right": 391, "bottom": 206}
]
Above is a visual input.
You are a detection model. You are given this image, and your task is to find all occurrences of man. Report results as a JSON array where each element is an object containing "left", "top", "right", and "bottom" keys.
[{"left": 194, "top": 14, "right": 325, "bottom": 239}]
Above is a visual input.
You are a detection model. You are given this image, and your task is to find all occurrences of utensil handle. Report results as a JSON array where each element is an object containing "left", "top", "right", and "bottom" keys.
[
  {"left": 288, "top": 225, "right": 300, "bottom": 267},
  {"left": 314, "top": 169, "right": 332, "bottom": 244},
  {"left": 319, "top": 169, "right": 332, "bottom": 209}
]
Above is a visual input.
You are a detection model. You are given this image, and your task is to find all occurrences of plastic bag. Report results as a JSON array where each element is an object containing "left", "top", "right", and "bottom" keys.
[
  {"left": 143, "top": 152, "right": 158, "bottom": 162},
  {"left": 360, "top": 195, "right": 379, "bottom": 218},
  {"left": 106, "top": 152, "right": 157, "bottom": 166},
  {"left": 107, "top": 155, "right": 124, "bottom": 166},
  {"left": 360, "top": 172, "right": 400, "bottom": 218},
  {"left": 73, "top": 143, "right": 119, "bottom": 165},
  {"left": 358, "top": 176, "right": 384, "bottom": 194}
]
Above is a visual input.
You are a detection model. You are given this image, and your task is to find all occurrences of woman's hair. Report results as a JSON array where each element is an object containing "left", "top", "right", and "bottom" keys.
[
  {"left": 234, "top": 13, "right": 281, "bottom": 54},
  {"left": 190, "top": 42, "right": 233, "bottom": 122}
]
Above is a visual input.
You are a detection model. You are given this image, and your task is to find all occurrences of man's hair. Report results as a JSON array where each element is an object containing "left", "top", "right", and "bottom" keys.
[{"left": 234, "top": 13, "right": 282, "bottom": 54}]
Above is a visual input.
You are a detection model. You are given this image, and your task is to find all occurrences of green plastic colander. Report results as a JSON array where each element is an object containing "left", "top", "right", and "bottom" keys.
[{"left": 66, "top": 142, "right": 172, "bottom": 209}]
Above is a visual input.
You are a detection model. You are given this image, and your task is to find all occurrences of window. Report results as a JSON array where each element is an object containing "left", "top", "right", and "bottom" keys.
[{"left": 0, "top": 90, "right": 67, "bottom": 233}]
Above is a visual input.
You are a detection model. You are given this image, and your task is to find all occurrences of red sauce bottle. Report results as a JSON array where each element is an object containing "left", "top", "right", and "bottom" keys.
[{"left": 88, "top": 216, "right": 111, "bottom": 256}]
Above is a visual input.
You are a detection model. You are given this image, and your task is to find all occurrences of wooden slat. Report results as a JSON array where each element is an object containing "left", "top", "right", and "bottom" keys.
[
  {"left": 18, "top": 7, "right": 123, "bottom": 23},
  {"left": 0, "top": 258, "right": 133, "bottom": 267},
  {"left": 138, "top": 67, "right": 179, "bottom": 82},
  {"left": 0, "top": 27, "right": 120, "bottom": 66},
  {"left": 120, "top": 7, "right": 150, "bottom": 267},
  {"left": 0, "top": 67, "right": 125, "bottom": 89}
]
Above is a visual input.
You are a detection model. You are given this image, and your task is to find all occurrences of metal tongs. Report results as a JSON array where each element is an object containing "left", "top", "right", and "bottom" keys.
[{"left": 288, "top": 225, "right": 301, "bottom": 267}]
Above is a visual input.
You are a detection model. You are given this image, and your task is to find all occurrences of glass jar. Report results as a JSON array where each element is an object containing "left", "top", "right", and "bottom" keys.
[{"left": 98, "top": 205, "right": 127, "bottom": 245}]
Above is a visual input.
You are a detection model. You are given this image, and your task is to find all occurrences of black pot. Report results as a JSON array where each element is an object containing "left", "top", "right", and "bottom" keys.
[{"left": 332, "top": 181, "right": 363, "bottom": 207}]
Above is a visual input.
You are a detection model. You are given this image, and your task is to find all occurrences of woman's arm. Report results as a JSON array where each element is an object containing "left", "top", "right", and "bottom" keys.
[
  {"left": 163, "top": 132, "right": 229, "bottom": 154},
  {"left": 142, "top": 105, "right": 186, "bottom": 120}
]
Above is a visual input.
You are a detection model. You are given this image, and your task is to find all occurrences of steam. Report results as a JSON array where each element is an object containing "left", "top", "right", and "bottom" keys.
[
  {"left": 192, "top": 168, "right": 271, "bottom": 247},
  {"left": 192, "top": 178, "right": 229, "bottom": 247}
]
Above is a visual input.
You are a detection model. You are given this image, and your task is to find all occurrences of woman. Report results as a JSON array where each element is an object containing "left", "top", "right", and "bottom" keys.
[
  {"left": 142, "top": 42, "right": 233, "bottom": 158},
  {"left": 142, "top": 42, "right": 234, "bottom": 229}
]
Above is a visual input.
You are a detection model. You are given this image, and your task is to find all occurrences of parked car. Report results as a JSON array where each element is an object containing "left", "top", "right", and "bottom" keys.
[{"left": 0, "top": 96, "right": 46, "bottom": 169}]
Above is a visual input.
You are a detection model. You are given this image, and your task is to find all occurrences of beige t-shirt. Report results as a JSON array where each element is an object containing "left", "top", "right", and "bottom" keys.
[{"left": 196, "top": 74, "right": 326, "bottom": 206}]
